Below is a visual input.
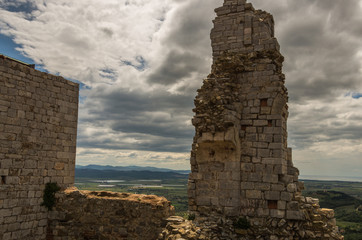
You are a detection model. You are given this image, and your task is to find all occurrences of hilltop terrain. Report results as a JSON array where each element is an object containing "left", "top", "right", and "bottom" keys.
[{"left": 75, "top": 166, "right": 362, "bottom": 240}]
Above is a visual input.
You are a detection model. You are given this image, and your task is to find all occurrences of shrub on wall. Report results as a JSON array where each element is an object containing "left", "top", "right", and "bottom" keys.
[{"left": 41, "top": 182, "right": 61, "bottom": 210}]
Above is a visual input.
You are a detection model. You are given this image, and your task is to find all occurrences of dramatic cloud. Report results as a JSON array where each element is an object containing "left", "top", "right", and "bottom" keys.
[{"left": 0, "top": 0, "right": 361, "bottom": 175}]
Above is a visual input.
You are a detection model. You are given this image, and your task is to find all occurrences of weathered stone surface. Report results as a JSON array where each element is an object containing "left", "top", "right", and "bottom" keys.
[{"left": 187, "top": 0, "right": 343, "bottom": 239}]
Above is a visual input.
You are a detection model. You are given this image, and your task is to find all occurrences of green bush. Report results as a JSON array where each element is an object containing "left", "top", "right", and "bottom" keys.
[
  {"left": 41, "top": 182, "right": 61, "bottom": 211},
  {"left": 187, "top": 213, "right": 196, "bottom": 221},
  {"left": 233, "top": 217, "right": 251, "bottom": 230},
  {"left": 181, "top": 212, "right": 196, "bottom": 220}
]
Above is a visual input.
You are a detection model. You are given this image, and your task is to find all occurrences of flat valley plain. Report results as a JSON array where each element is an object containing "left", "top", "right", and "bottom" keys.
[{"left": 75, "top": 168, "right": 362, "bottom": 240}]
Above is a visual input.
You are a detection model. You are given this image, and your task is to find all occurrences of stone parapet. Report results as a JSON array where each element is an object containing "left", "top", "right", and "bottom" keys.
[{"left": 48, "top": 187, "right": 175, "bottom": 240}]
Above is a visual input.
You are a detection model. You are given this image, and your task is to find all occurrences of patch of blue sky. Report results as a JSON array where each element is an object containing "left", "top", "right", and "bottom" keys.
[
  {"left": 345, "top": 92, "right": 362, "bottom": 99},
  {"left": 0, "top": 33, "right": 35, "bottom": 64},
  {"left": 352, "top": 92, "right": 362, "bottom": 99},
  {"left": 135, "top": 56, "right": 147, "bottom": 71},
  {"left": 0, "top": 32, "right": 88, "bottom": 103},
  {"left": 64, "top": 79, "right": 90, "bottom": 104},
  {"left": 0, "top": 0, "right": 37, "bottom": 14},
  {"left": 121, "top": 56, "right": 147, "bottom": 71},
  {"left": 99, "top": 68, "right": 117, "bottom": 81}
]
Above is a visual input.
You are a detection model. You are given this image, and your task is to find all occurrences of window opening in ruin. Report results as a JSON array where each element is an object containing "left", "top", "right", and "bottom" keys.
[
  {"left": 278, "top": 174, "right": 284, "bottom": 182},
  {"left": 268, "top": 120, "right": 273, "bottom": 127},
  {"left": 1, "top": 176, "right": 6, "bottom": 184},
  {"left": 268, "top": 200, "right": 278, "bottom": 209},
  {"left": 260, "top": 98, "right": 268, "bottom": 107},
  {"left": 209, "top": 149, "right": 215, "bottom": 157}
]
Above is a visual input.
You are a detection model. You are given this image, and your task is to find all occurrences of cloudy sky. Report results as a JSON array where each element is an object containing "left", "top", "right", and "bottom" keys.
[{"left": 0, "top": 0, "right": 361, "bottom": 178}]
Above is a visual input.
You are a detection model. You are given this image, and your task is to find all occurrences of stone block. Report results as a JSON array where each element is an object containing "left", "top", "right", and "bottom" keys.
[
  {"left": 259, "top": 134, "right": 273, "bottom": 142},
  {"left": 245, "top": 126, "right": 257, "bottom": 133},
  {"left": 269, "top": 143, "right": 282, "bottom": 149},
  {"left": 264, "top": 191, "right": 280, "bottom": 200},
  {"left": 220, "top": 181, "right": 239, "bottom": 190},
  {"left": 257, "top": 149, "right": 270, "bottom": 158},
  {"left": 214, "top": 132, "right": 224, "bottom": 141},
  {"left": 200, "top": 132, "right": 213, "bottom": 142},
  {"left": 210, "top": 197, "right": 219, "bottom": 206},
  {"left": 286, "top": 210, "right": 304, "bottom": 220},
  {"left": 287, "top": 201, "right": 300, "bottom": 211},
  {"left": 224, "top": 207, "right": 240, "bottom": 216},
  {"left": 262, "top": 158, "right": 283, "bottom": 165},
  {"left": 196, "top": 196, "right": 211, "bottom": 206},
  {"left": 257, "top": 207, "right": 270, "bottom": 216},
  {"left": 287, "top": 183, "right": 297, "bottom": 192},
  {"left": 254, "top": 182, "right": 270, "bottom": 191},
  {"left": 2, "top": 232, "right": 11, "bottom": 240},
  {"left": 6, "top": 176, "right": 19, "bottom": 184},
  {"left": 0, "top": 169, "right": 9, "bottom": 175},
  {"left": 272, "top": 149, "right": 283, "bottom": 158},
  {"left": 271, "top": 184, "right": 284, "bottom": 191},
  {"left": 63, "top": 177, "right": 74, "bottom": 184},
  {"left": 262, "top": 174, "right": 278, "bottom": 183},
  {"left": 0, "top": 209, "right": 12, "bottom": 217},
  {"left": 24, "top": 160, "right": 37, "bottom": 169},
  {"left": 253, "top": 120, "right": 268, "bottom": 126},
  {"left": 278, "top": 201, "right": 286, "bottom": 210},
  {"left": 270, "top": 209, "right": 285, "bottom": 218},
  {"left": 232, "top": 172, "right": 240, "bottom": 181},
  {"left": 219, "top": 197, "right": 239, "bottom": 207},
  {"left": 260, "top": 107, "right": 271, "bottom": 114},
  {"left": 248, "top": 172, "right": 262, "bottom": 182},
  {"left": 225, "top": 128, "right": 239, "bottom": 144},
  {"left": 273, "top": 164, "right": 287, "bottom": 174},
  {"left": 246, "top": 190, "right": 262, "bottom": 199},
  {"left": 240, "top": 182, "right": 254, "bottom": 190}
]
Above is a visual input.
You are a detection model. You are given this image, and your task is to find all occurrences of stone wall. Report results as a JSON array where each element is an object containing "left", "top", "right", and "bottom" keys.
[
  {"left": 0, "top": 55, "right": 79, "bottom": 240},
  {"left": 187, "top": 0, "right": 343, "bottom": 239},
  {"left": 48, "top": 187, "right": 175, "bottom": 240}
]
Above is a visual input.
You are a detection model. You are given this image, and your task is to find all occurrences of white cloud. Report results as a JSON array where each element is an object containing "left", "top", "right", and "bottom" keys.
[
  {"left": 0, "top": 0, "right": 362, "bottom": 176},
  {"left": 76, "top": 147, "right": 189, "bottom": 169},
  {"left": 1, "top": 0, "right": 172, "bottom": 87}
]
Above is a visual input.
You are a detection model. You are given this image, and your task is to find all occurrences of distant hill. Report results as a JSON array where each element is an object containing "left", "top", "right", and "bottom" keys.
[
  {"left": 305, "top": 190, "right": 362, "bottom": 209},
  {"left": 75, "top": 169, "right": 188, "bottom": 180},
  {"left": 76, "top": 164, "right": 190, "bottom": 174}
]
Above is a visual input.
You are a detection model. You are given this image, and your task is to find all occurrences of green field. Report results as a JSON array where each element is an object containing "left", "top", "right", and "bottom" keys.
[
  {"left": 75, "top": 177, "right": 189, "bottom": 214},
  {"left": 302, "top": 180, "right": 362, "bottom": 240},
  {"left": 75, "top": 173, "right": 362, "bottom": 240}
]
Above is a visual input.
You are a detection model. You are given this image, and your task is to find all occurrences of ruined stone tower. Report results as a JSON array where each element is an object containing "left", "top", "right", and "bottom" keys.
[
  {"left": 187, "top": 0, "right": 343, "bottom": 239},
  {"left": 189, "top": 0, "right": 299, "bottom": 219}
]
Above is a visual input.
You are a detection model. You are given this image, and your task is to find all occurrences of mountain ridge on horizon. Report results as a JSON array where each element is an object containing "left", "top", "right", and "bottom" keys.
[
  {"left": 75, "top": 164, "right": 190, "bottom": 174},
  {"left": 75, "top": 165, "right": 362, "bottom": 182}
]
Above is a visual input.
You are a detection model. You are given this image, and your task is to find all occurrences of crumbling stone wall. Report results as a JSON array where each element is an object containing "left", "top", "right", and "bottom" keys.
[
  {"left": 48, "top": 187, "right": 175, "bottom": 240},
  {"left": 0, "top": 56, "right": 79, "bottom": 240},
  {"left": 187, "top": 0, "right": 343, "bottom": 239}
]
